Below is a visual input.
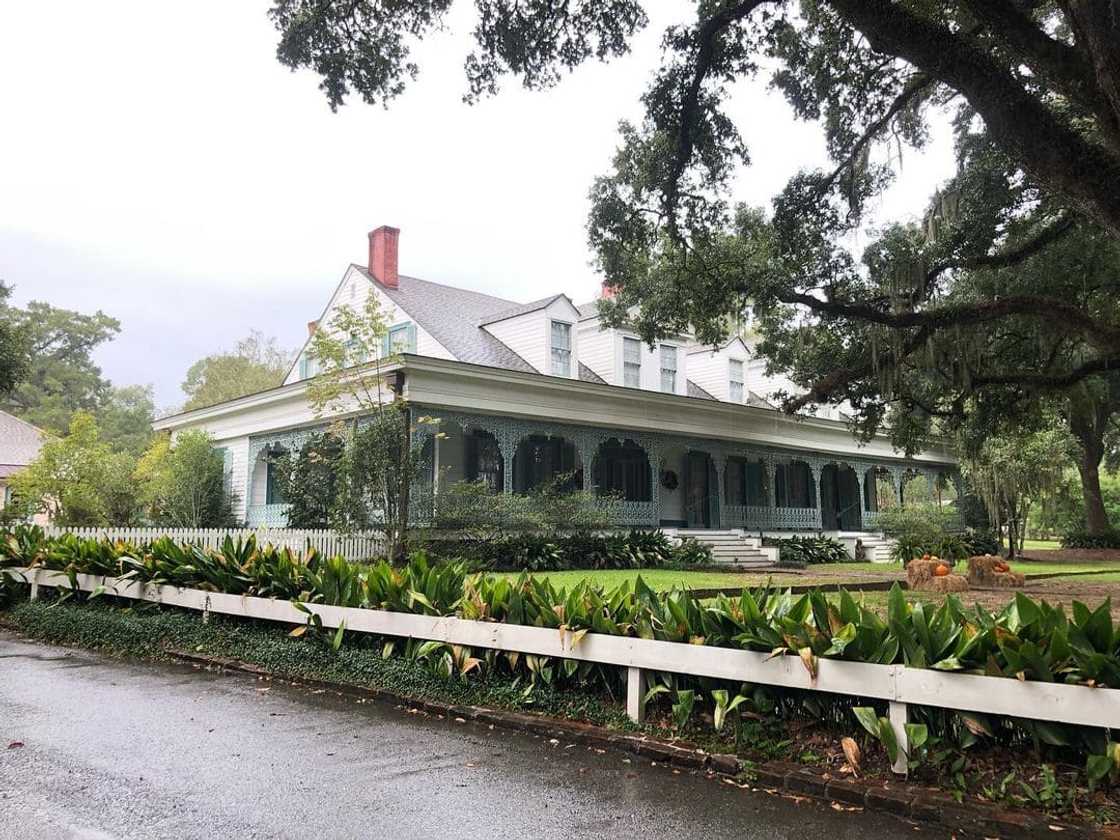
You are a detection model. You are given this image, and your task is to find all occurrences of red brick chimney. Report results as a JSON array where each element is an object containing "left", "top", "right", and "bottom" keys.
[
  {"left": 368, "top": 225, "right": 400, "bottom": 288},
  {"left": 600, "top": 281, "right": 618, "bottom": 299}
]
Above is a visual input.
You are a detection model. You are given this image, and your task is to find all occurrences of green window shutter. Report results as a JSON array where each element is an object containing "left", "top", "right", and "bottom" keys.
[
  {"left": 298, "top": 355, "right": 308, "bottom": 379},
  {"left": 381, "top": 332, "right": 391, "bottom": 357},
  {"left": 406, "top": 323, "right": 417, "bottom": 353}
]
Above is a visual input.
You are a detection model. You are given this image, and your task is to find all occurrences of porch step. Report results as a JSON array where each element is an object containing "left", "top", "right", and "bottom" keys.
[
  {"left": 676, "top": 530, "right": 777, "bottom": 568},
  {"left": 857, "top": 534, "right": 898, "bottom": 563}
]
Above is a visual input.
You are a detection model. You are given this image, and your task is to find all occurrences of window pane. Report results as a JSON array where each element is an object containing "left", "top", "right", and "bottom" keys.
[
  {"left": 730, "top": 381, "right": 744, "bottom": 402},
  {"left": 623, "top": 337, "right": 641, "bottom": 363},
  {"left": 729, "top": 359, "right": 743, "bottom": 382},
  {"left": 551, "top": 347, "right": 571, "bottom": 376},
  {"left": 659, "top": 345, "right": 676, "bottom": 393},
  {"left": 660, "top": 345, "right": 676, "bottom": 370},
  {"left": 551, "top": 321, "right": 571, "bottom": 349},
  {"left": 551, "top": 322, "right": 571, "bottom": 376},
  {"left": 624, "top": 363, "right": 640, "bottom": 387}
]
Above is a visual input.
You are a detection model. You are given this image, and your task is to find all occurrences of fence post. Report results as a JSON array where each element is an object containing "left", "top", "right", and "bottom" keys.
[
  {"left": 626, "top": 666, "right": 645, "bottom": 724},
  {"left": 28, "top": 571, "right": 39, "bottom": 602},
  {"left": 888, "top": 700, "right": 909, "bottom": 776}
]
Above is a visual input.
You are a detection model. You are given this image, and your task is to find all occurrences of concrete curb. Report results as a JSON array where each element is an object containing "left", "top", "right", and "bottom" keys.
[{"left": 166, "top": 648, "right": 1106, "bottom": 838}]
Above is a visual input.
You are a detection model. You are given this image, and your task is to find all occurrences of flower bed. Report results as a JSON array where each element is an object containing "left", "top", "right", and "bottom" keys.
[{"left": 2, "top": 524, "right": 1118, "bottom": 784}]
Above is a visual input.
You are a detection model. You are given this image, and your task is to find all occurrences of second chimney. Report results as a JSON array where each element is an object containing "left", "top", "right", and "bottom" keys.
[{"left": 368, "top": 225, "right": 400, "bottom": 288}]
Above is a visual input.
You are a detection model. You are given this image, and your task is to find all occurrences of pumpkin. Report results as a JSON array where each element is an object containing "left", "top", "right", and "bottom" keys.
[
  {"left": 934, "top": 564, "right": 950, "bottom": 577},
  {"left": 922, "top": 554, "right": 931, "bottom": 562},
  {"left": 995, "top": 562, "right": 1010, "bottom": 573}
]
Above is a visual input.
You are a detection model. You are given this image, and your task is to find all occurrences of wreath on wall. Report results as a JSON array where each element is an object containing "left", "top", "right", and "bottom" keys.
[{"left": 660, "top": 470, "right": 679, "bottom": 491}]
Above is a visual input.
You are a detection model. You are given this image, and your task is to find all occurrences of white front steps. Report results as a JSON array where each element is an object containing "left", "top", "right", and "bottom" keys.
[
  {"left": 675, "top": 530, "right": 777, "bottom": 568},
  {"left": 856, "top": 534, "right": 898, "bottom": 563}
]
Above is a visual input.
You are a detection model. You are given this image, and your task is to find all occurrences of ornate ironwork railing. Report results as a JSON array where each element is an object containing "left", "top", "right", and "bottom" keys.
[
  {"left": 246, "top": 503, "right": 292, "bottom": 528},
  {"left": 595, "top": 499, "right": 657, "bottom": 527}
]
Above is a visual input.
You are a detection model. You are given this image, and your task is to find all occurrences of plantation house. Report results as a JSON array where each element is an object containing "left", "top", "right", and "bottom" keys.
[{"left": 153, "top": 225, "right": 957, "bottom": 556}]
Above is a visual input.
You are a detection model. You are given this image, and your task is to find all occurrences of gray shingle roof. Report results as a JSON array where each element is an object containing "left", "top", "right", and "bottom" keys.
[
  {"left": 747, "top": 390, "right": 775, "bottom": 409},
  {"left": 0, "top": 411, "right": 47, "bottom": 477},
  {"left": 578, "top": 363, "right": 607, "bottom": 385},
  {"left": 478, "top": 294, "right": 568, "bottom": 326},
  {"left": 687, "top": 380, "right": 717, "bottom": 400},
  {"left": 353, "top": 266, "right": 536, "bottom": 373},
  {"left": 576, "top": 301, "right": 600, "bottom": 319}
]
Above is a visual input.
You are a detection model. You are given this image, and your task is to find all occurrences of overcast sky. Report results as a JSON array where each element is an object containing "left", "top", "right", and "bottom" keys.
[{"left": 0, "top": 1, "right": 955, "bottom": 411}]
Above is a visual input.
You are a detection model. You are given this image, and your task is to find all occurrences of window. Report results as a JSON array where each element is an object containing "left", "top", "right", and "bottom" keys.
[
  {"left": 298, "top": 353, "right": 318, "bottom": 380},
  {"left": 550, "top": 321, "right": 572, "bottom": 376},
  {"left": 659, "top": 344, "right": 677, "bottom": 393},
  {"left": 383, "top": 322, "right": 416, "bottom": 355},
  {"left": 466, "top": 431, "right": 504, "bottom": 493},
  {"left": 593, "top": 440, "right": 651, "bottom": 501},
  {"left": 622, "top": 337, "right": 641, "bottom": 387},
  {"left": 265, "top": 460, "right": 287, "bottom": 505},
  {"left": 724, "top": 458, "right": 746, "bottom": 505},
  {"left": 345, "top": 336, "right": 367, "bottom": 366},
  {"left": 729, "top": 358, "right": 744, "bottom": 402}
]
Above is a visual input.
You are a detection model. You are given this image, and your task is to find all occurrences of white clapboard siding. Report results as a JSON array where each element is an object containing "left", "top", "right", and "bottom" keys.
[
  {"left": 17, "top": 568, "right": 1120, "bottom": 777},
  {"left": 41, "top": 527, "right": 386, "bottom": 562}
]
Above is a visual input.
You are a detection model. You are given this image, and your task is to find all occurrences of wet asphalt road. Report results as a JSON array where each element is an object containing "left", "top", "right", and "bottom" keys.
[{"left": 0, "top": 633, "right": 927, "bottom": 839}]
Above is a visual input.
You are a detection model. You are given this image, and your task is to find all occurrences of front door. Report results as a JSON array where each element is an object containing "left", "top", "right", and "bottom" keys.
[{"left": 685, "top": 451, "right": 711, "bottom": 528}]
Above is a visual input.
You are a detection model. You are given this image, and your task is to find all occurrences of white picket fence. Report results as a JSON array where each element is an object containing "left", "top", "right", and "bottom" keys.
[
  {"left": 16, "top": 567, "right": 1120, "bottom": 777},
  {"left": 42, "top": 527, "right": 387, "bottom": 562}
]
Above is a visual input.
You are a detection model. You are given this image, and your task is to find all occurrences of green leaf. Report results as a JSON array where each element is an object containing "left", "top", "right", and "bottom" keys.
[
  {"left": 642, "top": 683, "right": 670, "bottom": 705},
  {"left": 852, "top": 706, "right": 880, "bottom": 738},
  {"left": 905, "top": 723, "right": 928, "bottom": 752},
  {"left": 1087, "top": 754, "right": 1113, "bottom": 783},
  {"left": 331, "top": 620, "right": 346, "bottom": 652},
  {"left": 877, "top": 717, "right": 899, "bottom": 765}
]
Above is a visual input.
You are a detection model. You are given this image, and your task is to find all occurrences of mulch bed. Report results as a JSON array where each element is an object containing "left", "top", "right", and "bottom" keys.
[{"left": 1020, "top": 548, "right": 1120, "bottom": 564}]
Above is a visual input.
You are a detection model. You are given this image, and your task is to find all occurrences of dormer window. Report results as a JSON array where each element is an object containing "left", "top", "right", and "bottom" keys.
[
  {"left": 659, "top": 344, "right": 677, "bottom": 393},
  {"left": 622, "top": 337, "right": 641, "bottom": 387},
  {"left": 384, "top": 322, "right": 417, "bottom": 355},
  {"left": 729, "top": 358, "right": 744, "bottom": 403},
  {"left": 550, "top": 320, "right": 572, "bottom": 376}
]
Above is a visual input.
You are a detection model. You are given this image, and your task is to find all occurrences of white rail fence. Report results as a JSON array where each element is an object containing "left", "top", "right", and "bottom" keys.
[
  {"left": 16, "top": 568, "right": 1119, "bottom": 776},
  {"left": 41, "top": 527, "right": 387, "bottom": 562}
]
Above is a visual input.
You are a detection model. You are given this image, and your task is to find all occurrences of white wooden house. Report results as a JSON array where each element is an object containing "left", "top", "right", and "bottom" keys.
[{"left": 153, "top": 225, "right": 957, "bottom": 543}]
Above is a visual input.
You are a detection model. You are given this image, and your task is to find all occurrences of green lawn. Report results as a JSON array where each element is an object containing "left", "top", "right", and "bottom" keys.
[
  {"left": 1021, "top": 538, "right": 1062, "bottom": 551},
  {"left": 490, "top": 558, "right": 1120, "bottom": 593},
  {"left": 491, "top": 568, "right": 781, "bottom": 591}
]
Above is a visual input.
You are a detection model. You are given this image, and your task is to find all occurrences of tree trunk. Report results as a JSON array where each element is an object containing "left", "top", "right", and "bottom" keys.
[
  {"left": 1068, "top": 392, "right": 1114, "bottom": 536},
  {"left": 1076, "top": 451, "right": 1110, "bottom": 535}
]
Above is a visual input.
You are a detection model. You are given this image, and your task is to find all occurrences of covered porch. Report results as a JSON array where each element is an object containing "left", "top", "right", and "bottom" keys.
[{"left": 412, "top": 407, "right": 959, "bottom": 534}]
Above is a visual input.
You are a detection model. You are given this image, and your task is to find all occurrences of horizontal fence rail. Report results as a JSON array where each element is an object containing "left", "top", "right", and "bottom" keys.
[
  {"left": 41, "top": 527, "right": 387, "bottom": 562},
  {"left": 14, "top": 568, "right": 1119, "bottom": 776}
]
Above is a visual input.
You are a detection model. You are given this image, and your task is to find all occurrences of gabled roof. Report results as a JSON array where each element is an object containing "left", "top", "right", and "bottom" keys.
[
  {"left": 576, "top": 300, "right": 600, "bottom": 320},
  {"left": 578, "top": 363, "right": 607, "bottom": 385},
  {"left": 687, "top": 380, "right": 718, "bottom": 401},
  {"left": 0, "top": 410, "right": 48, "bottom": 478},
  {"left": 686, "top": 336, "right": 749, "bottom": 355},
  {"left": 477, "top": 293, "right": 576, "bottom": 326},
  {"left": 351, "top": 266, "right": 537, "bottom": 373}
]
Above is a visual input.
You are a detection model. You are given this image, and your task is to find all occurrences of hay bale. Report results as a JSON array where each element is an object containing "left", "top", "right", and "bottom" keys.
[
  {"left": 923, "top": 574, "right": 970, "bottom": 594},
  {"left": 967, "top": 555, "right": 1026, "bottom": 588},
  {"left": 907, "top": 558, "right": 966, "bottom": 592}
]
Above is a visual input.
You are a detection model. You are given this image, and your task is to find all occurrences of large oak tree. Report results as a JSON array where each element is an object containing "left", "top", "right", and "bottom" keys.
[{"left": 269, "top": 1, "right": 1120, "bottom": 531}]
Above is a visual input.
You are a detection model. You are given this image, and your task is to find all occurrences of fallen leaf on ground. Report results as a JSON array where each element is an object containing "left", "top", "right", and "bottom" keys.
[{"left": 8, "top": 741, "right": 24, "bottom": 749}]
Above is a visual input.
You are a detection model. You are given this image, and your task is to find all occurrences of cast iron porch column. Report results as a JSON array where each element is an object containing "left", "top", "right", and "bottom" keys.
[{"left": 810, "top": 462, "right": 824, "bottom": 530}]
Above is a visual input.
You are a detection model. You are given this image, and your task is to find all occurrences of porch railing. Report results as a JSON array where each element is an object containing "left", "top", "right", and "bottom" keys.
[{"left": 595, "top": 499, "right": 657, "bottom": 527}]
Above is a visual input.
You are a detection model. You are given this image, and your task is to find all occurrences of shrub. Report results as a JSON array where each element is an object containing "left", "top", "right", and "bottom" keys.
[
  {"left": 431, "top": 478, "right": 610, "bottom": 538},
  {"left": 1061, "top": 528, "right": 1120, "bottom": 550},
  {"left": 421, "top": 529, "right": 710, "bottom": 571},
  {"left": 962, "top": 529, "right": 1001, "bottom": 556},
  {"left": 763, "top": 535, "right": 848, "bottom": 564}
]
